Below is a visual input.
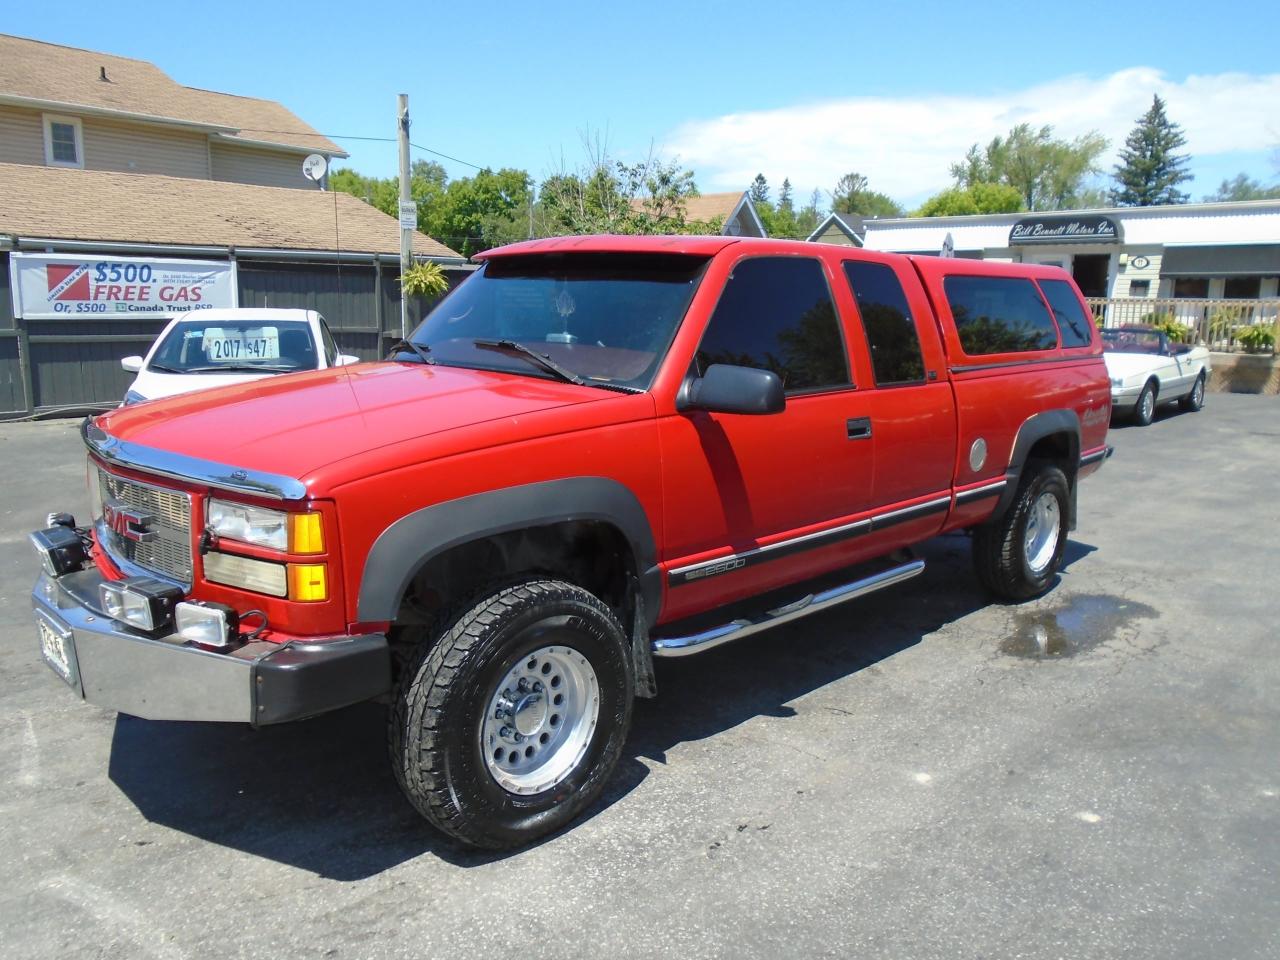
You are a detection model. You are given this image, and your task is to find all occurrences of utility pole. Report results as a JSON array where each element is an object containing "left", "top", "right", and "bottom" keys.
[{"left": 397, "top": 94, "right": 413, "bottom": 339}]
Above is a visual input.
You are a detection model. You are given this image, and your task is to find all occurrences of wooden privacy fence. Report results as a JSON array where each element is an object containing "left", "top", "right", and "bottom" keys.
[{"left": 1085, "top": 297, "right": 1280, "bottom": 352}]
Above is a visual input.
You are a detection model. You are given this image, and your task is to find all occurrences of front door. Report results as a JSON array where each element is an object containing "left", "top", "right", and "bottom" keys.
[
  {"left": 658, "top": 255, "right": 876, "bottom": 620},
  {"left": 1072, "top": 254, "right": 1111, "bottom": 298}
]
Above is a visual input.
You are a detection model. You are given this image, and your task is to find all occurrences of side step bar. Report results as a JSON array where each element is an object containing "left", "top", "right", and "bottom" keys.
[{"left": 651, "top": 559, "right": 926, "bottom": 658}]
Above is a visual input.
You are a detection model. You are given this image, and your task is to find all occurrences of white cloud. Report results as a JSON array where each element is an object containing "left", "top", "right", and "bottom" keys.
[{"left": 662, "top": 68, "right": 1280, "bottom": 204}]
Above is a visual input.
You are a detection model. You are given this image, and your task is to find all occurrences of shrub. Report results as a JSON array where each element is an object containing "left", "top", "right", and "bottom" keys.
[
  {"left": 1234, "top": 324, "right": 1276, "bottom": 353},
  {"left": 400, "top": 261, "right": 449, "bottom": 298}
]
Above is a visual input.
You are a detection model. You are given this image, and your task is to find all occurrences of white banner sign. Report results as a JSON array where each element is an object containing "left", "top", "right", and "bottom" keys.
[{"left": 10, "top": 252, "right": 237, "bottom": 320}]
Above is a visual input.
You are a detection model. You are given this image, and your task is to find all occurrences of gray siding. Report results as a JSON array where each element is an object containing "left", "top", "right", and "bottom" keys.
[
  {"left": 5, "top": 255, "right": 468, "bottom": 413},
  {"left": 210, "top": 143, "right": 309, "bottom": 189},
  {"left": 0, "top": 105, "right": 46, "bottom": 165}
]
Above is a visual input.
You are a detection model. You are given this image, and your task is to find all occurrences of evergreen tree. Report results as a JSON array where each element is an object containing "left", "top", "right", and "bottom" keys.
[
  {"left": 750, "top": 173, "right": 770, "bottom": 204},
  {"left": 1110, "top": 95, "right": 1192, "bottom": 206},
  {"left": 778, "top": 178, "right": 794, "bottom": 212}
]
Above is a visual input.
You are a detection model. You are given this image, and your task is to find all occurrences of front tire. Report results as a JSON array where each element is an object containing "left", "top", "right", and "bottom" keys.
[
  {"left": 973, "top": 463, "right": 1070, "bottom": 601},
  {"left": 389, "top": 578, "right": 633, "bottom": 850},
  {"left": 1180, "top": 372, "right": 1206, "bottom": 412},
  {"left": 1133, "top": 380, "right": 1158, "bottom": 426}
]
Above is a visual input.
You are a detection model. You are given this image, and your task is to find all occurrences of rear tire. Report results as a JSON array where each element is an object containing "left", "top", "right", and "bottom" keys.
[
  {"left": 973, "top": 463, "right": 1069, "bottom": 601},
  {"left": 388, "top": 578, "right": 633, "bottom": 850},
  {"left": 1133, "top": 380, "right": 1157, "bottom": 426},
  {"left": 1180, "top": 372, "right": 1206, "bottom": 412}
]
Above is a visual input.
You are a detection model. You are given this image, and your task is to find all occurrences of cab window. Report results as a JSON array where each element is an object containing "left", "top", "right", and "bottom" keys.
[
  {"left": 696, "top": 257, "right": 850, "bottom": 393},
  {"left": 843, "top": 260, "right": 925, "bottom": 386}
]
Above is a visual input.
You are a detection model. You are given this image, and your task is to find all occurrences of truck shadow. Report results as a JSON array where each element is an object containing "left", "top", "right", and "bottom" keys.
[{"left": 107, "top": 533, "right": 1095, "bottom": 880}]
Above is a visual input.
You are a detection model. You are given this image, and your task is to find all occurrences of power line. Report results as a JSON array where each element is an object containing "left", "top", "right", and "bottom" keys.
[{"left": 229, "top": 127, "right": 489, "bottom": 171}]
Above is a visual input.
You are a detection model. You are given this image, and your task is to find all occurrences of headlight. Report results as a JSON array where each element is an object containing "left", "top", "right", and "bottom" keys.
[
  {"left": 205, "top": 501, "right": 325, "bottom": 554},
  {"left": 122, "top": 390, "right": 148, "bottom": 405},
  {"left": 207, "top": 499, "right": 288, "bottom": 550}
]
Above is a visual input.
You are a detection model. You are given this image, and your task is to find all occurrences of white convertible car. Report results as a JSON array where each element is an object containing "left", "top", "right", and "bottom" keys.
[{"left": 1103, "top": 325, "right": 1210, "bottom": 426}]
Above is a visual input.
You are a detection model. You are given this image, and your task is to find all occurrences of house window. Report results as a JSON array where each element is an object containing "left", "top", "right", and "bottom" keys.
[
  {"left": 1224, "top": 276, "right": 1262, "bottom": 299},
  {"left": 1173, "top": 278, "right": 1209, "bottom": 299},
  {"left": 43, "top": 115, "right": 83, "bottom": 168},
  {"left": 1128, "top": 280, "right": 1151, "bottom": 297}
]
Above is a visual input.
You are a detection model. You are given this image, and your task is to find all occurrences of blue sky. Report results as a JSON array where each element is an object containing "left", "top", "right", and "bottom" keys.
[{"left": 7, "top": 0, "right": 1278, "bottom": 206}]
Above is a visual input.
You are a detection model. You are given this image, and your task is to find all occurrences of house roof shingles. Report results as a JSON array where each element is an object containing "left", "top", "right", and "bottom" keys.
[
  {"left": 0, "top": 162, "right": 461, "bottom": 258},
  {"left": 0, "top": 34, "right": 346, "bottom": 156}
]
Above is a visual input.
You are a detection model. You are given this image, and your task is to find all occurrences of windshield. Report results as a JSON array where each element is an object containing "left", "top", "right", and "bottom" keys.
[
  {"left": 408, "top": 253, "right": 710, "bottom": 389},
  {"left": 148, "top": 319, "right": 317, "bottom": 373},
  {"left": 1101, "top": 329, "right": 1163, "bottom": 355}
]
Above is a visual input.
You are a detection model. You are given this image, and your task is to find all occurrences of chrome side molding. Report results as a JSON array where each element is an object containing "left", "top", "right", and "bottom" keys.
[{"left": 651, "top": 559, "right": 926, "bottom": 658}]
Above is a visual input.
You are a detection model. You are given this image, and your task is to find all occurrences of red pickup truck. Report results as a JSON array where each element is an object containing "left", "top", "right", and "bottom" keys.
[{"left": 31, "top": 235, "right": 1110, "bottom": 849}]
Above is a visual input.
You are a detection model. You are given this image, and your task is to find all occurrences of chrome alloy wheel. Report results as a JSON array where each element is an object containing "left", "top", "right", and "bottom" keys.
[
  {"left": 1024, "top": 491, "right": 1062, "bottom": 577},
  {"left": 1139, "top": 387, "right": 1155, "bottom": 422},
  {"left": 1191, "top": 377, "right": 1204, "bottom": 407},
  {"left": 482, "top": 645, "right": 600, "bottom": 795}
]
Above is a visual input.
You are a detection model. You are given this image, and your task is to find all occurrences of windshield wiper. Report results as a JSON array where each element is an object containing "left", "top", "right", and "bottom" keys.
[
  {"left": 387, "top": 338, "right": 436, "bottom": 365},
  {"left": 147, "top": 362, "right": 183, "bottom": 374},
  {"left": 183, "top": 364, "right": 297, "bottom": 373},
  {"left": 473, "top": 339, "right": 585, "bottom": 385}
]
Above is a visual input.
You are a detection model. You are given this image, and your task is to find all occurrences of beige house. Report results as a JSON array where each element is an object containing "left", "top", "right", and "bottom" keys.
[
  {"left": 631, "top": 190, "right": 767, "bottom": 237},
  {"left": 0, "top": 33, "right": 348, "bottom": 189},
  {"left": 0, "top": 34, "right": 462, "bottom": 417}
]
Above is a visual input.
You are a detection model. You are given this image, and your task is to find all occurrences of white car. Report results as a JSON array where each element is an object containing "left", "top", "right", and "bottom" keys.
[
  {"left": 120, "top": 308, "right": 359, "bottom": 405},
  {"left": 1102, "top": 325, "right": 1210, "bottom": 426}
]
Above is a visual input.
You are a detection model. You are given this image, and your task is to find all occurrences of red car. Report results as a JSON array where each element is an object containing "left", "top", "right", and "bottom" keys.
[{"left": 31, "top": 235, "right": 1110, "bottom": 848}]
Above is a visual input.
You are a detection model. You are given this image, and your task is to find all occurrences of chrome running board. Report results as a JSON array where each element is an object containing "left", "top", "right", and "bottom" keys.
[{"left": 651, "top": 559, "right": 926, "bottom": 658}]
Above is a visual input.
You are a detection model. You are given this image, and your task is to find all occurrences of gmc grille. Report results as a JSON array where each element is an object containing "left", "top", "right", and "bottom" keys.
[{"left": 96, "top": 467, "right": 193, "bottom": 585}]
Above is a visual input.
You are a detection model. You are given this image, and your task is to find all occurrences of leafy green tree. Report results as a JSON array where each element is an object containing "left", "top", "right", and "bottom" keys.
[
  {"left": 914, "top": 182, "right": 1025, "bottom": 217},
  {"left": 750, "top": 173, "right": 770, "bottom": 204},
  {"left": 830, "top": 172, "right": 903, "bottom": 218},
  {"left": 1110, "top": 95, "right": 1192, "bottom": 206},
  {"left": 1202, "top": 173, "right": 1280, "bottom": 202},
  {"left": 952, "top": 124, "right": 1108, "bottom": 211}
]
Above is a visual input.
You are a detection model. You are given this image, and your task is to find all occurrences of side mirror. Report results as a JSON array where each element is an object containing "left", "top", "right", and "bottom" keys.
[
  {"left": 335, "top": 354, "right": 360, "bottom": 367},
  {"left": 678, "top": 363, "right": 785, "bottom": 415},
  {"left": 121, "top": 356, "right": 143, "bottom": 373}
]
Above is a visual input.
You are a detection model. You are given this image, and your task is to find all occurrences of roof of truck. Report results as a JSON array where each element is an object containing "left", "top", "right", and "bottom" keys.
[{"left": 476, "top": 234, "right": 750, "bottom": 259}]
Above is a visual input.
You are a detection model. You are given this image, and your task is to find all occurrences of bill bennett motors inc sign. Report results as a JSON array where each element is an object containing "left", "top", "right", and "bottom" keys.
[
  {"left": 9, "top": 252, "right": 237, "bottom": 320},
  {"left": 1009, "top": 214, "right": 1123, "bottom": 245}
]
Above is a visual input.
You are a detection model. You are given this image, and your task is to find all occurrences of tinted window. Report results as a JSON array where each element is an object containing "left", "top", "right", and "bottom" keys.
[
  {"left": 697, "top": 257, "right": 849, "bottom": 392},
  {"left": 843, "top": 261, "right": 924, "bottom": 385},
  {"left": 944, "top": 276, "right": 1059, "bottom": 355},
  {"left": 1038, "top": 279, "right": 1094, "bottom": 348}
]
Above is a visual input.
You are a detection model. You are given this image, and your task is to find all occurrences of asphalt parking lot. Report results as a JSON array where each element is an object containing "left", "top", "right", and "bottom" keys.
[{"left": 1, "top": 394, "right": 1277, "bottom": 960}]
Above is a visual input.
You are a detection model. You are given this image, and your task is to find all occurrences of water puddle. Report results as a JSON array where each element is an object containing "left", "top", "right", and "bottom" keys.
[{"left": 1000, "top": 593, "right": 1157, "bottom": 659}]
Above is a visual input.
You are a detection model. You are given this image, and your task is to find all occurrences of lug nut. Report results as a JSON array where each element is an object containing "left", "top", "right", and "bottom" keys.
[
  {"left": 517, "top": 678, "right": 530, "bottom": 692},
  {"left": 533, "top": 681, "right": 543, "bottom": 693},
  {"left": 499, "top": 726, "right": 514, "bottom": 739}
]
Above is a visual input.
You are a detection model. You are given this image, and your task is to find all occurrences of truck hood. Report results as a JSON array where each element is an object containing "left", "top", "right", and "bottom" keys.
[{"left": 95, "top": 362, "right": 609, "bottom": 483}]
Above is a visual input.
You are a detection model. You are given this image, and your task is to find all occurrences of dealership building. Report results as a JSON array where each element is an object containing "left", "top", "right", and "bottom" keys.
[{"left": 810, "top": 200, "right": 1280, "bottom": 302}]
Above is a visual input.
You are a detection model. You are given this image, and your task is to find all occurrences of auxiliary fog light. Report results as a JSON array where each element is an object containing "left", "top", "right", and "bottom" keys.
[
  {"left": 29, "top": 525, "right": 89, "bottom": 578},
  {"left": 175, "top": 601, "right": 240, "bottom": 649},
  {"left": 98, "top": 577, "right": 183, "bottom": 632}
]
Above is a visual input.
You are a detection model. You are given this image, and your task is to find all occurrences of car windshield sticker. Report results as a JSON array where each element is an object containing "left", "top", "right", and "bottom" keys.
[{"left": 200, "top": 326, "right": 280, "bottom": 362}]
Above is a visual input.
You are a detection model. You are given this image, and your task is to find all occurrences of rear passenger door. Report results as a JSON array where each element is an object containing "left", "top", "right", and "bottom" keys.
[{"left": 838, "top": 257, "right": 956, "bottom": 542}]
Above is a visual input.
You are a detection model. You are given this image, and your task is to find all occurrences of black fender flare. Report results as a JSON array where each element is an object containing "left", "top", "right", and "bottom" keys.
[
  {"left": 992, "top": 409, "right": 1082, "bottom": 527},
  {"left": 356, "top": 477, "right": 661, "bottom": 627}
]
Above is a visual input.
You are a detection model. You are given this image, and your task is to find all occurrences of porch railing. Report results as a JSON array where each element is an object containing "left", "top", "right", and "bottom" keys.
[{"left": 1084, "top": 297, "right": 1280, "bottom": 352}]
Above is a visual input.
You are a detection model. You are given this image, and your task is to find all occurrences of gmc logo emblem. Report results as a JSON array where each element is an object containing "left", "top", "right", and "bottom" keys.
[{"left": 102, "top": 499, "right": 157, "bottom": 543}]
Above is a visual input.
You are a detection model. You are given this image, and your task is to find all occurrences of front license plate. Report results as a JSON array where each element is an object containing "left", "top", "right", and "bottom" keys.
[{"left": 36, "top": 611, "right": 77, "bottom": 687}]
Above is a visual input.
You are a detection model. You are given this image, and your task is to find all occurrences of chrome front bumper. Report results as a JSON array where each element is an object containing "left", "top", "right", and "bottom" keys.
[{"left": 31, "top": 567, "right": 389, "bottom": 725}]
